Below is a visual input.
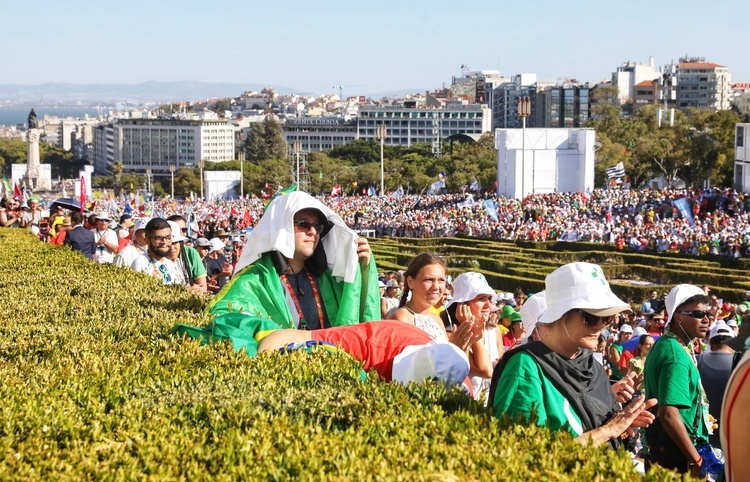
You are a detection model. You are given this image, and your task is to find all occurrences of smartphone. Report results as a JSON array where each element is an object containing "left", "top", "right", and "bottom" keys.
[{"left": 622, "top": 389, "right": 643, "bottom": 409}]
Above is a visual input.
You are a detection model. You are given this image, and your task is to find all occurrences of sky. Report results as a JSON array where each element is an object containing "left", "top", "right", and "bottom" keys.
[{"left": 1, "top": 0, "right": 747, "bottom": 96}]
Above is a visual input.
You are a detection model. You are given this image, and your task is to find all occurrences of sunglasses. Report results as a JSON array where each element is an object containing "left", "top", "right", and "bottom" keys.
[
  {"left": 578, "top": 309, "right": 616, "bottom": 327},
  {"left": 293, "top": 220, "right": 325, "bottom": 233},
  {"left": 677, "top": 310, "right": 709, "bottom": 319}
]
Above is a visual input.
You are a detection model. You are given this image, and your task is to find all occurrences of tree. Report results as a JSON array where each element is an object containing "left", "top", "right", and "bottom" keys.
[{"left": 244, "top": 117, "right": 288, "bottom": 163}]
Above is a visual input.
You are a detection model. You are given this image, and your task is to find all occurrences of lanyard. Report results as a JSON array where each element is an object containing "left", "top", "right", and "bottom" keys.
[{"left": 280, "top": 270, "right": 325, "bottom": 330}]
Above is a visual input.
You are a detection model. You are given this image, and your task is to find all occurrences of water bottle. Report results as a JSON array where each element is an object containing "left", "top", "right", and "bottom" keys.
[{"left": 696, "top": 443, "right": 724, "bottom": 476}]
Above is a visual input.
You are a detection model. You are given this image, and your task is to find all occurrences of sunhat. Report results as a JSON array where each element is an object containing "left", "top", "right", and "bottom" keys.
[
  {"left": 447, "top": 272, "right": 496, "bottom": 307},
  {"left": 520, "top": 291, "right": 547, "bottom": 334},
  {"left": 209, "top": 238, "right": 226, "bottom": 254},
  {"left": 537, "top": 262, "right": 631, "bottom": 324},
  {"left": 168, "top": 220, "right": 187, "bottom": 243},
  {"left": 391, "top": 340, "right": 470, "bottom": 389},
  {"left": 665, "top": 284, "right": 706, "bottom": 323}
]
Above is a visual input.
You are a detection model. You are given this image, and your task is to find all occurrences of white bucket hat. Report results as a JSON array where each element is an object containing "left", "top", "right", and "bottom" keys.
[
  {"left": 537, "top": 262, "right": 631, "bottom": 324},
  {"left": 134, "top": 217, "right": 151, "bottom": 232},
  {"left": 209, "top": 238, "right": 226, "bottom": 254},
  {"left": 520, "top": 291, "right": 546, "bottom": 334},
  {"left": 447, "top": 272, "right": 496, "bottom": 308},
  {"left": 167, "top": 220, "right": 188, "bottom": 243},
  {"left": 391, "top": 340, "right": 469, "bottom": 389},
  {"left": 665, "top": 284, "right": 706, "bottom": 323}
]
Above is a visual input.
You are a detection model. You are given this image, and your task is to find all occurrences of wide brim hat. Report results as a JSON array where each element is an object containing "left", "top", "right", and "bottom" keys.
[
  {"left": 209, "top": 238, "right": 226, "bottom": 253},
  {"left": 537, "top": 262, "right": 631, "bottom": 324},
  {"left": 447, "top": 272, "right": 496, "bottom": 308},
  {"left": 520, "top": 291, "right": 546, "bottom": 334},
  {"left": 168, "top": 220, "right": 188, "bottom": 243},
  {"left": 95, "top": 212, "right": 111, "bottom": 221},
  {"left": 134, "top": 217, "right": 151, "bottom": 232},
  {"left": 665, "top": 284, "right": 706, "bottom": 323},
  {"left": 391, "top": 340, "right": 469, "bottom": 389}
]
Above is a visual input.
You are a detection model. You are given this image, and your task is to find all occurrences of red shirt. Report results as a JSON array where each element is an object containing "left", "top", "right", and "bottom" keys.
[
  {"left": 502, "top": 331, "right": 519, "bottom": 349},
  {"left": 312, "top": 321, "right": 431, "bottom": 381}
]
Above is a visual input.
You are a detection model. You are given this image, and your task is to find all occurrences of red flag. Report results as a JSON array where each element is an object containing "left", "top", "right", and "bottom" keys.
[
  {"left": 264, "top": 181, "right": 270, "bottom": 190},
  {"left": 242, "top": 209, "right": 252, "bottom": 226},
  {"left": 80, "top": 176, "right": 86, "bottom": 213},
  {"left": 230, "top": 205, "right": 239, "bottom": 216},
  {"left": 13, "top": 182, "right": 22, "bottom": 201},
  {"left": 330, "top": 184, "right": 342, "bottom": 198}
]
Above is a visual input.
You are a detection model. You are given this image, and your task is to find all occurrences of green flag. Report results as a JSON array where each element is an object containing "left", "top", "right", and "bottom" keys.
[{"left": 318, "top": 171, "right": 323, "bottom": 180}]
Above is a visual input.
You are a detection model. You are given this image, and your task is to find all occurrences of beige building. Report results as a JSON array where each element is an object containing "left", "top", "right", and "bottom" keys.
[{"left": 676, "top": 59, "right": 732, "bottom": 110}]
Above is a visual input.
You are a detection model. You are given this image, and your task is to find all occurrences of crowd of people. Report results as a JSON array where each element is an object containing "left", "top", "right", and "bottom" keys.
[{"left": 3, "top": 186, "right": 750, "bottom": 479}]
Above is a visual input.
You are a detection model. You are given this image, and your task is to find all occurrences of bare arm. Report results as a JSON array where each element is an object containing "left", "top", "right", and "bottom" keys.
[{"left": 657, "top": 405, "right": 701, "bottom": 465}]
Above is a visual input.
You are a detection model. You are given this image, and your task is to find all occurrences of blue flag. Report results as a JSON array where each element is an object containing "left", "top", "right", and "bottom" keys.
[{"left": 483, "top": 198, "right": 499, "bottom": 222}]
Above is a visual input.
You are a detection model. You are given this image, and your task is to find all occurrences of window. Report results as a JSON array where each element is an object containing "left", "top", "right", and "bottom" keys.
[{"left": 738, "top": 126, "right": 745, "bottom": 147}]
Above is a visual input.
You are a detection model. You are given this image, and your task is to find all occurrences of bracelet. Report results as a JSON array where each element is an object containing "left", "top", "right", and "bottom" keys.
[{"left": 688, "top": 455, "right": 703, "bottom": 467}]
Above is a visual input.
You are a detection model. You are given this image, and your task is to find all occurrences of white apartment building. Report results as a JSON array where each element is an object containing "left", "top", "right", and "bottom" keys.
[
  {"left": 676, "top": 58, "right": 732, "bottom": 110},
  {"left": 92, "top": 124, "right": 115, "bottom": 174},
  {"left": 112, "top": 118, "right": 235, "bottom": 174},
  {"left": 611, "top": 58, "right": 660, "bottom": 106},
  {"left": 357, "top": 103, "right": 492, "bottom": 147}
]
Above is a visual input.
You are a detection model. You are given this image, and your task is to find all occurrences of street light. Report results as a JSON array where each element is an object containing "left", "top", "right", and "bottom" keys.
[
  {"left": 198, "top": 160, "right": 204, "bottom": 201},
  {"left": 238, "top": 151, "right": 245, "bottom": 199},
  {"left": 169, "top": 164, "right": 175, "bottom": 199},
  {"left": 293, "top": 140, "right": 302, "bottom": 191},
  {"left": 376, "top": 124, "right": 387, "bottom": 196},
  {"left": 517, "top": 96, "right": 532, "bottom": 198},
  {"left": 145, "top": 168, "right": 152, "bottom": 195}
]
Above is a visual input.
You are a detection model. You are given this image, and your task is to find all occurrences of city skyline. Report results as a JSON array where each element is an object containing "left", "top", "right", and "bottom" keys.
[{"left": 1, "top": 0, "right": 747, "bottom": 96}]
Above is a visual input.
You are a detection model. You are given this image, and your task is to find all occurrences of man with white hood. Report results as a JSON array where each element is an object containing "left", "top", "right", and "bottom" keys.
[{"left": 206, "top": 191, "right": 381, "bottom": 331}]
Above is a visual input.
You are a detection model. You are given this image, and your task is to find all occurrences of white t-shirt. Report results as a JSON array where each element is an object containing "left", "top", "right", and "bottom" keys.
[
  {"left": 91, "top": 229, "right": 119, "bottom": 264},
  {"left": 130, "top": 255, "right": 184, "bottom": 285},
  {"left": 115, "top": 243, "right": 147, "bottom": 269}
]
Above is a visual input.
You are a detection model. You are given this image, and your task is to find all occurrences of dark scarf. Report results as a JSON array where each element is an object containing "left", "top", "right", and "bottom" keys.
[{"left": 489, "top": 341, "right": 620, "bottom": 443}]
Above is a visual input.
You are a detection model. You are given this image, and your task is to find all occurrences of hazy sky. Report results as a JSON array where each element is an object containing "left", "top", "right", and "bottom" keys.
[{"left": 1, "top": 0, "right": 746, "bottom": 95}]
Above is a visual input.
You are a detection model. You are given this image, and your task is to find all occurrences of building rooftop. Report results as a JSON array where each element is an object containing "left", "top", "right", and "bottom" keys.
[{"left": 679, "top": 62, "right": 726, "bottom": 69}]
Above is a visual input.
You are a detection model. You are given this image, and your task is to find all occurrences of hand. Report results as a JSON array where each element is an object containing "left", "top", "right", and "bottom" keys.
[
  {"left": 448, "top": 319, "right": 482, "bottom": 352},
  {"left": 355, "top": 237, "right": 371, "bottom": 266},
  {"left": 602, "top": 394, "right": 657, "bottom": 439},
  {"left": 455, "top": 304, "right": 474, "bottom": 324},
  {"left": 611, "top": 371, "right": 636, "bottom": 404}
]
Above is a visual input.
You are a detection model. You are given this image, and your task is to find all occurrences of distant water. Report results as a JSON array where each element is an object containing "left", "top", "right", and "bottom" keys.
[{"left": 0, "top": 106, "right": 104, "bottom": 126}]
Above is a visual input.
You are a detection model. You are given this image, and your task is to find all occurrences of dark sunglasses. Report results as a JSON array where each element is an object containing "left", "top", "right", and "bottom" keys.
[
  {"left": 677, "top": 310, "right": 709, "bottom": 319},
  {"left": 578, "top": 309, "right": 616, "bottom": 327},
  {"left": 294, "top": 220, "right": 325, "bottom": 233}
]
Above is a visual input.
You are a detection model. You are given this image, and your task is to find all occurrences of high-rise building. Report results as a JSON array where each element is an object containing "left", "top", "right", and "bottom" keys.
[
  {"left": 676, "top": 57, "right": 732, "bottom": 110},
  {"left": 734, "top": 123, "right": 750, "bottom": 191},
  {"left": 357, "top": 103, "right": 491, "bottom": 147},
  {"left": 283, "top": 117, "right": 357, "bottom": 152},
  {"left": 611, "top": 58, "right": 661, "bottom": 109},
  {"left": 491, "top": 74, "right": 537, "bottom": 130},
  {"left": 106, "top": 118, "right": 235, "bottom": 174},
  {"left": 536, "top": 83, "right": 590, "bottom": 128}
]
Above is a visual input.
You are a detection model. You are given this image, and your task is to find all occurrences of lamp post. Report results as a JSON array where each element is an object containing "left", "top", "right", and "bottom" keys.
[
  {"left": 145, "top": 168, "right": 152, "bottom": 195},
  {"left": 238, "top": 151, "right": 245, "bottom": 199},
  {"left": 169, "top": 164, "right": 175, "bottom": 199},
  {"left": 376, "top": 124, "right": 387, "bottom": 196},
  {"left": 293, "top": 140, "right": 302, "bottom": 191},
  {"left": 517, "top": 96, "right": 531, "bottom": 198},
  {"left": 198, "top": 160, "right": 204, "bottom": 201}
]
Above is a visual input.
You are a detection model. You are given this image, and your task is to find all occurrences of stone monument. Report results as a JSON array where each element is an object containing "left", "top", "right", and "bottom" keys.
[{"left": 24, "top": 108, "right": 50, "bottom": 191}]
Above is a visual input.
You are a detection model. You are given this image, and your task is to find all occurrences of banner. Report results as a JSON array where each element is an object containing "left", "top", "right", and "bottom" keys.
[
  {"left": 673, "top": 197, "right": 695, "bottom": 227},
  {"left": 80, "top": 176, "right": 86, "bottom": 213},
  {"left": 606, "top": 162, "right": 625, "bottom": 179}
]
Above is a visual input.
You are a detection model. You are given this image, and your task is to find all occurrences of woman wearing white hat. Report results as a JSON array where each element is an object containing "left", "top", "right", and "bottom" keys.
[
  {"left": 440, "top": 272, "right": 501, "bottom": 401},
  {"left": 489, "top": 262, "right": 657, "bottom": 448}
]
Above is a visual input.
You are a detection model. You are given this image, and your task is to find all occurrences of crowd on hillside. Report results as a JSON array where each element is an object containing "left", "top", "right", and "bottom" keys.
[{"left": 5, "top": 187, "right": 750, "bottom": 260}]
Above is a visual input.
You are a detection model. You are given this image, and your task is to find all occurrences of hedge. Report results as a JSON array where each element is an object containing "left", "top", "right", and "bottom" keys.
[
  {"left": 369, "top": 237, "right": 750, "bottom": 303},
  {"left": 0, "top": 229, "right": 682, "bottom": 480}
]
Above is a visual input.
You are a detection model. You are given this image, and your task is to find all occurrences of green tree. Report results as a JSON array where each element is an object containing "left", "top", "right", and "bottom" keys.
[{"left": 244, "top": 117, "right": 288, "bottom": 163}]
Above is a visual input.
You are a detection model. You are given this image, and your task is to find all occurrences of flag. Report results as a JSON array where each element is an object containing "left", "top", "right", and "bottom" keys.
[
  {"left": 264, "top": 181, "right": 270, "bottom": 190},
  {"left": 243, "top": 209, "right": 252, "bottom": 226},
  {"left": 2, "top": 177, "right": 10, "bottom": 197},
  {"left": 457, "top": 194, "right": 476, "bottom": 208},
  {"left": 330, "top": 184, "right": 342, "bottom": 197},
  {"left": 265, "top": 184, "right": 297, "bottom": 209},
  {"left": 13, "top": 182, "right": 22, "bottom": 201},
  {"left": 606, "top": 162, "right": 625, "bottom": 179},
  {"left": 582, "top": 187, "right": 592, "bottom": 200},
  {"left": 469, "top": 179, "right": 479, "bottom": 192},
  {"left": 391, "top": 185, "right": 404, "bottom": 197},
  {"left": 230, "top": 205, "right": 240, "bottom": 216},
  {"left": 483, "top": 198, "right": 499, "bottom": 222},
  {"left": 430, "top": 179, "right": 445, "bottom": 192},
  {"left": 80, "top": 176, "right": 86, "bottom": 213},
  {"left": 367, "top": 186, "right": 376, "bottom": 197}
]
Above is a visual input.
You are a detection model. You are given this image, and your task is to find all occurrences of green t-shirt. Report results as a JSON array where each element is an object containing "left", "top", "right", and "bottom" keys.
[
  {"left": 492, "top": 351, "right": 584, "bottom": 437},
  {"left": 184, "top": 245, "right": 207, "bottom": 279},
  {"left": 609, "top": 342, "right": 624, "bottom": 380},
  {"left": 643, "top": 335, "right": 710, "bottom": 445}
]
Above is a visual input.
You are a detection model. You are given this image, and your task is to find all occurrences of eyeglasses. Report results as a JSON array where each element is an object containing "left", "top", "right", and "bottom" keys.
[
  {"left": 677, "top": 310, "right": 709, "bottom": 319},
  {"left": 148, "top": 235, "right": 172, "bottom": 244},
  {"left": 578, "top": 309, "right": 616, "bottom": 327},
  {"left": 294, "top": 220, "right": 325, "bottom": 233}
]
